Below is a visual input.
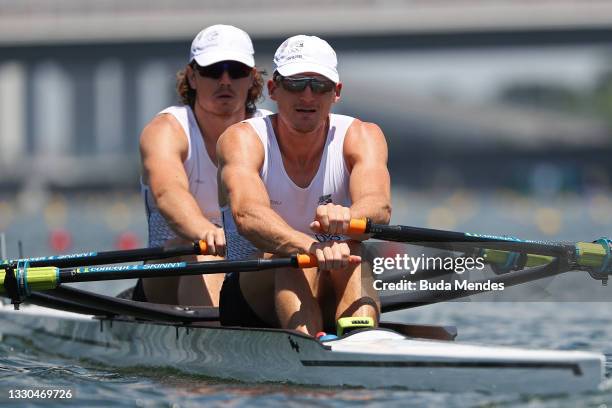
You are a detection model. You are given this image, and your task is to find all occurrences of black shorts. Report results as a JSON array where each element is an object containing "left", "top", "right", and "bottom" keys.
[{"left": 219, "top": 272, "right": 271, "bottom": 328}]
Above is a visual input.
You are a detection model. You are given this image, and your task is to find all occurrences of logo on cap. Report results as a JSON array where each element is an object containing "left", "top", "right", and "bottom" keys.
[
  {"left": 288, "top": 40, "right": 304, "bottom": 54},
  {"left": 204, "top": 30, "right": 219, "bottom": 43},
  {"left": 189, "top": 24, "right": 255, "bottom": 68},
  {"left": 273, "top": 35, "right": 339, "bottom": 83},
  {"left": 200, "top": 30, "right": 219, "bottom": 51}
]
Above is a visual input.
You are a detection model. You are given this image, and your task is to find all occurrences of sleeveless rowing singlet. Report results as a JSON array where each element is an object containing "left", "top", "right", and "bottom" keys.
[
  {"left": 221, "top": 113, "right": 354, "bottom": 260},
  {"left": 143, "top": 105, "right": 271, "bottom": 247}
]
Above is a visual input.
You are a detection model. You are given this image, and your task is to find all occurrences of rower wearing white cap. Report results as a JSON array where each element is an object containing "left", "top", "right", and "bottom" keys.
[
  {"left": 137, "top": 24, "right": 271, "bottom": 306},
  {"left": 217, "top": 35, "right": 391, "bottom": 336}
]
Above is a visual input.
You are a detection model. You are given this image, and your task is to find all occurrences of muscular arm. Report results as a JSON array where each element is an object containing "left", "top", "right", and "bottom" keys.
[
  {"left": 218, "top": 123, "right": 316, "bottom": 255},
  {"left": 140, "top": 114, "right": 220, "bottom": 242},
  {"left": 344, "top": 120, "right": 392, "bottom": 225}
]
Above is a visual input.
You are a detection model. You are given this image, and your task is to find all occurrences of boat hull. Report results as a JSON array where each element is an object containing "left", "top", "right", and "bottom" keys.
[{"left": 0, "top": 304, "right": 604, "bottom": 393}]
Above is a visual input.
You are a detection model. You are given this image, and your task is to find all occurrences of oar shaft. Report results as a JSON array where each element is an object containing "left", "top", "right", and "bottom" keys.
[
  {"left": 59, "top": 258, "right": 298, "bottom": 283},
  {"left": 349, "top": 219, "right": 572, "bottom": 257},
  {"left": 1, "top": 241, "right": 208, "bottom": 269},
  {"left": 350, "top": 218, "right": 612, "bottom": 282},
  {"left": 1, "top": 254, "right": 318, "bottom": 298}
]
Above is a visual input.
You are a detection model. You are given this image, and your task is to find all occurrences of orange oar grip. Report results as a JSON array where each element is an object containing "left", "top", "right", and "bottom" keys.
[
  {"left": 198, "top": 240, "right": 208, "bottom": 255},
  {"left": 348, "top": 218, "right": 368, "bottom": 234},
  {"left": 296, "top": 254, "right": 318, "bottom": 268}
]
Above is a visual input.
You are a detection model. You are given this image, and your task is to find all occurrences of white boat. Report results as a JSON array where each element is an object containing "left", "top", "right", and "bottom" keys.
[
  {"left": 2, "top": 222, "right": 611, "bottom": 394},
  {"left": 0, "top": 298, "right": 604, "bottom": 394}
]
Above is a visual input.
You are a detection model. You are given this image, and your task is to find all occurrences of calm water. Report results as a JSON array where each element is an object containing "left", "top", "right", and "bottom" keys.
[
  {"left": 2, "top": 188, "right": 612, "bottom": 407},
  {"left": 1, "top": 303, "right": 612, "bottom": 407}
]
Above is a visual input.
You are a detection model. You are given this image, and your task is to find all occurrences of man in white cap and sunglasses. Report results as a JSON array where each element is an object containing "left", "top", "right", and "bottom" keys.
[
  {"left": 217, "top": 35, "right": 391, "bottom": 337},
  {"left": 135, "top": 24, "right": 271, "bottom": 305}
]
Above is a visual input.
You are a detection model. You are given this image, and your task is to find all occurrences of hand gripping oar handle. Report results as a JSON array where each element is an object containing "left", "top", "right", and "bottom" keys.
[
  {"left": 1, "top": 254, "right": 319, "bottom": 307},
  {"left": 1, "top": 240, "right": 211, "bottom": 269}
]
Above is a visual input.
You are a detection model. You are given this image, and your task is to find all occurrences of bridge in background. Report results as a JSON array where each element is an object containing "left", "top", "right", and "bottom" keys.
[
  {"left": 1, "top": 0, "right": 612, "bottom": 190},
  {"left": 2, "top": 0, "right": 612, "bottom": 44}
]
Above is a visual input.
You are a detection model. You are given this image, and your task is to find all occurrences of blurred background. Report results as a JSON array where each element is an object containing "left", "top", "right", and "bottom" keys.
[{"left": 1, "top": 0, "right": 612, "bottom": 261}]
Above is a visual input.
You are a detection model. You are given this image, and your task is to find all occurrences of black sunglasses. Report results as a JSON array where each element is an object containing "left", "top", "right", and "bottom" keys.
[
  {"left": 195, "top": 61, "right": 252, "bottom": 79},
  {"left": 276, "top": 75, "right": 336, "bottom": 94}
]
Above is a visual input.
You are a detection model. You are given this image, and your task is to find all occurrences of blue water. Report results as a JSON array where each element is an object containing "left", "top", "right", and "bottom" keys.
[{"left": 2, "top": 188, "right": 612, "bottom": 406}]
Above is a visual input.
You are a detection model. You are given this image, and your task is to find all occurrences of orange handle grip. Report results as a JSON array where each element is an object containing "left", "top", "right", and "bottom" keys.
[
  {"left": 198, "top": 240, "right": 208, "bottom": 255},
  {"left": 347, "top": 218, "right": 368, "bottom": 235},
  {"left": 296, "top": 254, "right": 318, "bottom": 268}
]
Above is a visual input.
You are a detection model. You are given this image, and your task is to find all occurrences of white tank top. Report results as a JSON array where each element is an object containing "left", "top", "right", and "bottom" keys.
[
  {"left": 143, "top": 105, "right": 271, "bottom": 247},
  {"left": 221, "top": 113, "right": 354, "bottom": 260}
]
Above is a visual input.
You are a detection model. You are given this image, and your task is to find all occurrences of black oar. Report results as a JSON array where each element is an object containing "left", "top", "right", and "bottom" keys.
[
  {"left": 1, "top": 240, "right": 211, "bottom": 269},
  {"left": 0, "top": 254, "right": 318, "bottom": 308},
  {"left": 348, "top": 218, "right": 612, "bottom": 280},
  {"left": 348, "top": 219, "right": 572, "bottom": 256}
]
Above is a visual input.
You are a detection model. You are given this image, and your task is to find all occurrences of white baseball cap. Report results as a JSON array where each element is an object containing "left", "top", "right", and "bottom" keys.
[
  {"left": 273, "top": 35, "right": 339, "bottom": 83},
  {"left": 189, "top": 24, "right": 255, "bottom": 67}
]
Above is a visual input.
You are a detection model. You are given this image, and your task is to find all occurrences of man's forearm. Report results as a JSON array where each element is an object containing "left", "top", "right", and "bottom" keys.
[
  {"left": 156, "top": 189, "right": 219, "bottom": 241},
  {"left": 234, "top": 205, "right": 315, "bottom": 255},
  {"left": 350, "top": 195, "right": 392, "bottom": 225}
]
